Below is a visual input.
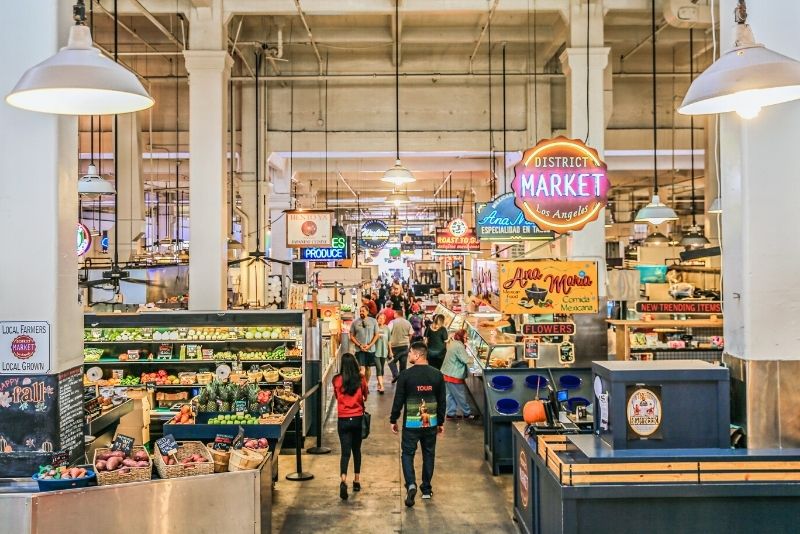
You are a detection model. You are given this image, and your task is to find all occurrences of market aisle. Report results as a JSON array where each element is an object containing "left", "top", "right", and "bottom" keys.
[{"left": 272, "top": 377, "right": 517, "bottom": 534}]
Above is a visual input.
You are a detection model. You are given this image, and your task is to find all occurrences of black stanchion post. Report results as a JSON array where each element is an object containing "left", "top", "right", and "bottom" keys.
[
  {"left": 286, "top": 406, "right": 314, "bottom": 481},
  {"left": 307, "top": 380, "right": 331, "bottom": 455}
]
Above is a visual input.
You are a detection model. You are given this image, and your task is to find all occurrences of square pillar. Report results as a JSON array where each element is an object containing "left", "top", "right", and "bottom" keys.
[{"left": 184, "top": 50, "right": 233, "bottom": 310}]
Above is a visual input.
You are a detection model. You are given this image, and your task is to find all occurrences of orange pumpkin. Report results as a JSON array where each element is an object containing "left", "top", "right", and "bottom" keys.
[{"left": 523, "top": 400, "right": 547, "bottom": 424}]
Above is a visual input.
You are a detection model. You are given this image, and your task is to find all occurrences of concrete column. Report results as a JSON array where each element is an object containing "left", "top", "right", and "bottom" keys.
[
  {"left": 560, "top": 0, "right": 609, "bottom": 296},
  {"left": 184, "top": 50, "right": 233, "bottom": 310},
  {"left": 719, "top": 0, "right": 800, "bottom": 447},
  {"left": 114, "top": 113, "right": 145, "bottom": 262},
  {"left": 0, "top": 0, "right": 83, "bottom": 473}
]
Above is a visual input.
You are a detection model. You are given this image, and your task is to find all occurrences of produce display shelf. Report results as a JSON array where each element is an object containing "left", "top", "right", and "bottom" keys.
[
  {"left": 164, "top": 402, "right": 299, "bottom": 440},
  {"left": 87, "top": 399, "right": 134, "bottom": 436},
  {"left": 84, "top": 339, "right": 299, "bottom": 345},
  {"left": 84, "top": 359, "right": 300, "bottom": 365},
  {"left": 149, "top": 382, "right": 294, "bottom": 389}
]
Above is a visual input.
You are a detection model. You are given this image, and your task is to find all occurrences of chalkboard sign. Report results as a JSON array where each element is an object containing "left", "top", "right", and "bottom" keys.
[
  {"left": 156, "top": 434, "right": 179, "bottom": 455},
  {"left": 231, "top": 427, "right": 245, "bottom": 450},
  {"left": 57, "top": 367, "right": 84, "bottom": 463},
  {"left": 111, "top": 434, "right": 135, "bottom": 456},
  {"left": 50, "top": 450, "right": 69, "bottom": 467},
  {"left": 233, "top": 400, "right": 247, "bottom": 414},
  {"left": 213, "top": 434, "right": 234, "bottom": 451}
]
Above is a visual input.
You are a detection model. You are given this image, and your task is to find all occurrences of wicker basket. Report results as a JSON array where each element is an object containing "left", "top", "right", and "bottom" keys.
[
  {"left": 93, "top": 447, "right": 152, "bottom": 486},
  {"left": 279, "top": 367, "right": 302, "bottom": 383},
  {"left": 206, "top": 445, "right": 231, "bottom": 473},
  {"left": 228, "top": 447, "right": 265, "bottom": 472},
  {"left": 154, "top": 441, "right": 214, "bottom": 479},
  {"left": 228, "top": 372, "right": 246, "bottom": 384},
  {"left": 263, "top": 370, "right": 280, "bottom": 383},
  {"left": 246, "top": 370, "right": 263, "bottom": 383},
  {"left": 196, "top": 372, "right": 214, "bottom": 385}
]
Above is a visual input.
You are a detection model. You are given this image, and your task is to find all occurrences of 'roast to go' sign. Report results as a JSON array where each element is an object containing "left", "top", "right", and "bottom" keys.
[
  {"left": 499, "top": 260, "right": 599, "bottom": 315},
  {"left": 511, "top": 137, "right": 609, "bottom": 233}
]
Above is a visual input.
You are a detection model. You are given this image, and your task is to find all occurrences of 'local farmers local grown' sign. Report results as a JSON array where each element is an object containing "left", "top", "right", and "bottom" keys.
[
  {"left": 499, "top": 260, "right": 598, "bottom": 314},
  {"left": 1, "top": 322, "right": 51, "bottom": 374},
  {"left": 511, "top": 137, "right": 609, "bottom": 233}
]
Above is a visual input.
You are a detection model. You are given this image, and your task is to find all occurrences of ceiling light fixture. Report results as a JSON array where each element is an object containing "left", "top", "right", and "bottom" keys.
[
  {"left": 6, "top": 1, "right": 153, "bottom": 115},
  {"left": 709, "top": 197, "right": 722, "bottom": 214},
  {"left": 679, "top": 0, "right": 800, "bottom": 119},
  {"left": 643, "top": 231, "right": 670, "bottom": 246},
  {"left": 382, "top": 1, "right": 415, "bottom": 186},
  {"left": 387, "top": 190, "right": 411, "bottom": 206},
  {"left": 636, "top": 0, "right": 678, "bottom": 226},
  {"left": 680, "top": 28, "right": 710, "bottom": 251},
  {"left": 605, "top": 208, "right": 615, "bottom": 228},
  {"left": 78, "top": 163, "right": 115, "bottom": 195}
]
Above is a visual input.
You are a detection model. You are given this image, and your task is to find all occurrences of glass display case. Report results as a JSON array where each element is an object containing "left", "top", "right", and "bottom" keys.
[
  {"left": 464, "top": 319, "right": 521, "bottom": 369},
  {"left": 432, "top": 303, "right": 465, "bottom": 331}
]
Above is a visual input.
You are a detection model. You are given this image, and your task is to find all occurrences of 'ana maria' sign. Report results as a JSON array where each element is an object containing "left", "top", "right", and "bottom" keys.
[
  {"left": 475, "top": 193, "right": 554, "bottom": 241},
  {"left": 512, "top": 137, "right": 610, "bottom": 233}
]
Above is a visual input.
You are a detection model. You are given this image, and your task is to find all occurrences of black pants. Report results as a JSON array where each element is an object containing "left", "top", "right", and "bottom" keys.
[
  {"left": 428, "top": 350, "right": 444, "bottom": 370},
  {"left": 401, "top": 427, "right": 437, "bottom": 492},
  {"left": 338, "top": 416, "right": 363, "bottom": 476},
  {"left": 387, "top": 345, "right": 409, "bottom": 378}
]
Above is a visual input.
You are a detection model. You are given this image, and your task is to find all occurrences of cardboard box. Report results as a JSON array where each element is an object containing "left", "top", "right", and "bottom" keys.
[
  {"left": 114, "top": 425, "right": 150, "bottom": 446},
  {"left": 644, "top": 283, "right": 671, "bottom": 301}
]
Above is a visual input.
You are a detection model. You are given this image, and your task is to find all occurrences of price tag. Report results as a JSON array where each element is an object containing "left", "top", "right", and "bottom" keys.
[
  {"left": 50, "top": 450, "right": 69, "bottom": 467},
  {"left": 213, "top": 434, "right": 234, "bottom": 451},
  {"left": 127, "top": 349, "right": 141, "bottom": 361},
  {"left": 233, "top": 400, "right": 247, "bottom": 414},
  {"left": 145, "top": 382, "right": 156, "bottom": 391},
  {"left": 231, "top": 426, "right": 246, "bottom": 450},
  {"left": 156, "top": 434, "right": 179, "bottom": 456},
  {"left": 111, "top": 433, "right": 135, "bottom": 456}
]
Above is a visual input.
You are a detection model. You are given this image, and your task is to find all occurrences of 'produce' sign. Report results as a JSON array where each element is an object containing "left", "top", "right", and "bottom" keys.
[
  {"left": 511, "top": 137, "right": 609, "bottom": 233},
  {"left": 499, "top": 260, "right": 598, "bottom": 315}
]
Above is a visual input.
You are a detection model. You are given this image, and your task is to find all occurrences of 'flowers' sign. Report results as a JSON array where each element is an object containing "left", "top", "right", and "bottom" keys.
[{"left": 511, "top": 137, "right": 609, "bottom": 233}]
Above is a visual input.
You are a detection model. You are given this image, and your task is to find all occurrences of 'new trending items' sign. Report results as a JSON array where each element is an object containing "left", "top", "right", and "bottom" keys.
[
  {"left": 359, "top": 220, "right": 390, "bottom": 249},
  {"left": 435, "top": 218, "right": 480, "bottom": 252},
  {"left": 511, "top": 137, "right": 609, "bottom": 233},
  {"left": 475, "top": 193, "right": 554, "bottom": 241}
]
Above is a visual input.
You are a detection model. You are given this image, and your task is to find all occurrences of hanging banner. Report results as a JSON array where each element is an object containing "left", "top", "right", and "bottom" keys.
[
  {"left": 475, "top": 193, "right": 554, "bottom": 241},
  {"left": 435, "top": 218, "right": 480, "bottom": 252},
  {"left": 499, "top": 260, "right": 599, "bottom": 314},
  {"left": 511, "top": 137, "right": 610, "bottom": 234},
  {"left": 286, "top": 210, "right": 333, "bottom": 248},
  {"left": 358, "top": 220, "right": 390, "bottom": 249}
]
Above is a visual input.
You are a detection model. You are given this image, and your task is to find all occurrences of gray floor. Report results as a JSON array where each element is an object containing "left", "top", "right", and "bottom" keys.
[{"left": 272, "top": 375, "right": 518, "bottom": 534}]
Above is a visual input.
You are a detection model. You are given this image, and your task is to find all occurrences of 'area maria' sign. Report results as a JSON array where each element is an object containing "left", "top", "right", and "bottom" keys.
[
  {"left": 511, "top": 137, "right": 610, "bottom": 234},
  {"left": 475, "top": 193, "right": 554, "bottom": 241}
]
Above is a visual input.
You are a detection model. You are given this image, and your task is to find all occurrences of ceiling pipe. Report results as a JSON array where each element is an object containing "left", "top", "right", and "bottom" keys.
[
  {"left": 293, "top": 0, "right": 324, "bottom": 74},
  {"left": 129, "top": 0, "right": 184, "bottom": 50},
  {"left": 433, "top": 171, "right": 454, "bottom": 198},
  {"left": 620, "top": 20, "right": 669, "bottom": 64},
  {"left": 228, "top": 17, "right": 256, "bottom": 78},
  {"left": 469, "top": 0, "right": 500, "bottom": 74},
  {"left": 336, "top": 171, "right": 358, "bottom": 199}
]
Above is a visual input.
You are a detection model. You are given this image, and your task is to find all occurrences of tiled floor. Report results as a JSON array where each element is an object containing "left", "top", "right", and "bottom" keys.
[{"left": 272, "top": 374, "right": 518, "bottom": 533}]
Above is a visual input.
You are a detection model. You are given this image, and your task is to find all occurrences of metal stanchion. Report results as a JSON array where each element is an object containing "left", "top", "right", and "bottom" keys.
[
  {"left": 286, "top": 385, "right": 318, "bottom": 481},
  {"left": 307, "top": 380, "right": 331, "bottom": 455}
]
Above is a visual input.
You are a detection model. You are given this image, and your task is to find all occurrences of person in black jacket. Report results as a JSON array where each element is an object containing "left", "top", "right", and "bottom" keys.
[{"left": 390, "top": 342, "right": 446, "bottom": 507}]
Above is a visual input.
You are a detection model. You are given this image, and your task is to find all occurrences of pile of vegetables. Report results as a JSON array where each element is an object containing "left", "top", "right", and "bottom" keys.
[
  {"left": 94, "top": 449, "right": 150, "bottom": 473},
  {"left": 243, "top": 438, "right": 269, "bottom": 451},
  {"left": 36, "top": 465, "right": 89, "bottom": 480}
]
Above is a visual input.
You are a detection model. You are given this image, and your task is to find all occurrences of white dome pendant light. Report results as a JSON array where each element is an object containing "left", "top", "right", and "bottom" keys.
[
  {"left": 679, "top": 0, "right": 800, "bottom": 119},
  {"left": 636, "top": 0, "right": 678, "bottom": 226},
  {"left": 6, "top": 1, "right": 153, "bottom": 115},
  {"left": 382, "top": 1, "right": 415, "bottom": 186}
]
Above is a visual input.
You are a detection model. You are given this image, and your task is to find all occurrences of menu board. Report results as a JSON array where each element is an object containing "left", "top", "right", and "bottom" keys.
[{"left": 58, "top": 366, "right": 85, "bottom": 463}]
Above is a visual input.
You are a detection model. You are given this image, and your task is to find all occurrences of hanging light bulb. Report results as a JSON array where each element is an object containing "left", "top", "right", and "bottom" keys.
[
  {"left": 679, "top": 0, "right": 800, "bottom": 119},
  {"left": 6, "top": 2, "right": 153, "bottom": 115},
  {"left": 78, "top": 163, "right": 115, "bottom": 195},
  {"left": 635, "top": 195, "right": 678, "bottom": 225},
  {"left": 679, "top": 224, "right": 711, "bottom": 249}
]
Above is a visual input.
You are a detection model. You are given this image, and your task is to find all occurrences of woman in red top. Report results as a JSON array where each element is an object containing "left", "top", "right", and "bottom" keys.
[{"left": 333, "top": 352, "right": 368, "bottom": 500}]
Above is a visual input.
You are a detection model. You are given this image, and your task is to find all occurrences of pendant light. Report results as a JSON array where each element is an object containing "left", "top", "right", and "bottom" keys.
[
  {"left": 679, "top": 0, "right": 800, "bottom": 119},
  {"left": 382, "top": 1, "right": 415, "bottom": 186},
  {"left": 7, "top": 1, "right": 153, "bottom": 115},
  {"left": 636, "top": 0, "right": 678, "bottom": 225},
  {"left": 644, "top": 231, "right": 670, "bottom": 246},
  {"left": 79, "top": 115, "right": 115, "bottom": 195},
  {"left": 709, "top": 197, "right": 722, "bottom": 214},
  {"left": 680, "top": 29, "right": 710, "bottom": 250},
  {"left": 387, "top": 189, "right": 411, "bottom": 206}
]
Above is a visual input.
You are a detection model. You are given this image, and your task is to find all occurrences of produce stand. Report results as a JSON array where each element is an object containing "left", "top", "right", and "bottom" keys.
[
  {"left": 87, "top": 399, "right": 133, "bottom": 436},
  {"left": 513, "top": 427, "right": 800, "bottom": 534},
  {"left": 0, "top": 461, "right": 273, "bottom": 534}
]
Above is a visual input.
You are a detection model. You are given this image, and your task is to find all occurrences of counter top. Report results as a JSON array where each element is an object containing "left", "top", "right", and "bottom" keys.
[{"left": 464, "top": 315, "right": 518, "bottom": 345}]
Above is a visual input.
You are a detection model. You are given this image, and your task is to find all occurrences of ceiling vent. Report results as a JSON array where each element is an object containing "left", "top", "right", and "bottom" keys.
[{"left": 664, "top": 0, "right": 712, "bottom": 28}]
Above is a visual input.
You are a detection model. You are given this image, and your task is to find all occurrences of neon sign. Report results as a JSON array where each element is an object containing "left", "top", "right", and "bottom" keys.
[
  {"left": 76, "top": 223, "right": 91, "bottom": 256},
  {"left": 475, "top": 193, "right": 554, "bottom": 241},
  {"left": 300, "top": 228, "right": 349, "bottom": 261},
  {"left": 359, "top": 220, "right": 390, "bottom": 249},
  {"left": 511, "top": 137, "right": 609, "bottom": 234},
  {"left": 435, "top": 218, "right": 480, "bottom": 252}
]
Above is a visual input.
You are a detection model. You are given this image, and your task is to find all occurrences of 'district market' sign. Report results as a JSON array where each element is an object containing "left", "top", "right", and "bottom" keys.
[{"left": 475, "top": 193, "right": 554, "bottom": 241}]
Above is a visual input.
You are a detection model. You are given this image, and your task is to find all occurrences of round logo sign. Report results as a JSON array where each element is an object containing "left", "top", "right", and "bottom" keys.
[
  {"left": 511, "top": 136, "right": 609, "bottom": 234},
  {"left": 518, "top": 450, "right": 529, "bottom": 508},
  {"left": 448, "top": 218, "right": 468, "bottom": 237},
  {"left": 77, "top": 222, "right": 92, "bottom": 256},
  {"left": 626, "top": 387, "right": 662, "bottom": 437},
  {"left": 359, "top": 220, "right": 390, "bottom": 249},
  {"left": 11, "top": 335, "right": 36, "bottom": 360}
]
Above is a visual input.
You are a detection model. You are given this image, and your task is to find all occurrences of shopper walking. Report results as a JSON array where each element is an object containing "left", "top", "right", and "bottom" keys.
[
  {"left": 424, "top": 314, "right": 449, "bottom": 370},
  {"left": 350, "top": 306, "right": 379, "bottom": 383},
  {"left": 332, "top": 353, "right": 368, "bottom": 500},
  {"left": 374, "top": 313, "right": 390, "bottom": 394},
  {"left": 387, "top": 313, "right": 413, "bottom": 382},
  {"left": 390, "top": 342, "right": 446, "bottom": 507},
  {"left": 440, "top": 329, "right": 476, "bottom": 420},
  {"left": 409, "top": 310, "right": 425, "bottom": 343}
]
